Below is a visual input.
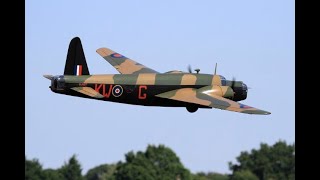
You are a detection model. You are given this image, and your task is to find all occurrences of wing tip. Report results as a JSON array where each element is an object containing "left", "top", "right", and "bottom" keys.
[
  {"left": 255, "top": 108, "right": 271, "bottom": 115},
  {"left": 263, "top": 111, "right": 271, "bottom": 115},
  {"left": 96, "top": 47, "right": 114, "bottom": 57},
  {"left": 245, "top": 109, "right": 271, "bottom": 115}
]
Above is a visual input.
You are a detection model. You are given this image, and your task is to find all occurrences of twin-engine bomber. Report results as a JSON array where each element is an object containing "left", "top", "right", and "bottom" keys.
[{"left": 44, "top": 37, "right": 270, "bottom": 115}]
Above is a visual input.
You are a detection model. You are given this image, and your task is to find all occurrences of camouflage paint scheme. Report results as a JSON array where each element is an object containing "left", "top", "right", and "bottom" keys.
[{"left": 44, "top": 37, "right": 270, "bottom": 115}]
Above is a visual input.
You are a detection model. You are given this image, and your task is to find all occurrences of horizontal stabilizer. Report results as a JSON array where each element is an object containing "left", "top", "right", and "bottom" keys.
[
  {"left": 43, "top": 75, "right": 54, "bottom": 80},
  {"left": 71, "top": 87, "right": 104, "bottom": 98}
]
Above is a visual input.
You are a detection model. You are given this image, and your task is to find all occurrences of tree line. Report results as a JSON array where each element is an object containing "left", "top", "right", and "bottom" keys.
[{"left": 25, "top": 140, "right": 294, "bottom": 180}]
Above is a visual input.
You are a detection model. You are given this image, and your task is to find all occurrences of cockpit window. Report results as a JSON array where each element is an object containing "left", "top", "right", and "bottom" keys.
[{"left": 219, "top": 75, "right": 226, "bottom": 86}]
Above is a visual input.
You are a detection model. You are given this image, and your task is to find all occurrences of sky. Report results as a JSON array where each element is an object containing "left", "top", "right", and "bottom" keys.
[{"left": 26, "top": 0, "right": 294, "bottom": 174}]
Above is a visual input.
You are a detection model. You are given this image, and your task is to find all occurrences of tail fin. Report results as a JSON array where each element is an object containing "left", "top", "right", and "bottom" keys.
[{"left": 64, "top": 37, "right": 90, "bottom": 75}]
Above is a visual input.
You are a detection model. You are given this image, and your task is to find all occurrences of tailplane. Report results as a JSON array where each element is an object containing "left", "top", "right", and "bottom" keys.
[{"left": 64, "top": 37, "right": 90, "bottom": 75}]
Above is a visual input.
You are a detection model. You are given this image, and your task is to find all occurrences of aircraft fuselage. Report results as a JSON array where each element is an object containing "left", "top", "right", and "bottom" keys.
[{"left": 49, "top": 73, "right": 247, "bottom": 108}]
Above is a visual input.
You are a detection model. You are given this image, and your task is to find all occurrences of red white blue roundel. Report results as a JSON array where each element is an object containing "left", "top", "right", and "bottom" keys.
[
  {"left": 111, "top": 53, "right": 125, "bottom": 58},
  {"left": 112, "top": 85, "right": 123, "bottom": 97}
]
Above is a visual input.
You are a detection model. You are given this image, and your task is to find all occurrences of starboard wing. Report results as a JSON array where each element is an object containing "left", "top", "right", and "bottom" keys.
[{"left": 155, "top": 88, "right": 270, "bottom": 115}]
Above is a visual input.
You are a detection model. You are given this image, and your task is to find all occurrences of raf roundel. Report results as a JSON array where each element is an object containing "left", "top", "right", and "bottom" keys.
[
  {"left": 111, "top": 53, "right": 125, "bottom": 58},
  {"left": 112, "top": 85, "right": 123, "bottom": 97},
  {"left": 239, "top": 103, "right": 251, "bottom": 109}
]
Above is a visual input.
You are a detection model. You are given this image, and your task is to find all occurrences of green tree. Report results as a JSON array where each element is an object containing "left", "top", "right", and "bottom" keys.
[
  {"left": 42, "top": 169, "right": 64, "bottom": 180},
  {"left": 229, "top": 141, "right": 295, "bottom": 180},
  {"left": 192, "top": 172, "right": 229, "bottom": 180},
  {"left": 25, "top": 156, "right": 44, "bottom": 180},
  {"left": 59, "top": 154, "right": 84, "bottom": 180},
  {"left": 85, "top": 164, "right": 117, "bottom": 180},
  {"left": 232, "top": 170, "right": 258, "bottom": 180},
  {"left": 114, "top": 144, "right": 192, "bottom": 180}
]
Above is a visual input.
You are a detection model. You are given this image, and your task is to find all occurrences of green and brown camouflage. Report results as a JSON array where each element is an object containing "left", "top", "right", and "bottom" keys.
[
  {"left": 62, "top": 73, "right": 226, "bottom": 86},
  {"left": 155, "top": 87, "right": 270, "bottom": 115},
  {"left": 44, "top": 37, "right": 270, "bottom": 115},
  {"left": 97, "top": 48, "right": 159, "bottom": 74}
]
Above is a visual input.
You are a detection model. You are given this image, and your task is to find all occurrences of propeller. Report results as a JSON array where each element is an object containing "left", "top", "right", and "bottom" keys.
[
  {"left": 230, "top": 76, "right": 236, "bottom": 89},
  {"left": 230, "top": 77, "right": 251, "bottom": 90},
  {"left": 188, "top": 65, "right": 192, "bottom": 73}
]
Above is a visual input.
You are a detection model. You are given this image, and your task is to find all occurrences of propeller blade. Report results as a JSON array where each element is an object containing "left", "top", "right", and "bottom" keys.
[
  {"left": 188, "top": 65, "right": 192, "bottom": 73},
  {"left": 231, "top": 77, "right": 236, "bottom": 89}
]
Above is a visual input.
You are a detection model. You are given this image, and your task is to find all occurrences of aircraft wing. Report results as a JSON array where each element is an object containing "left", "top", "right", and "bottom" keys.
[
  {"left": 155, "top": 88, "right": 270, "bottom": 115},
  {"left": 96, "top": 48, "right": 159, "bottom": 74}
]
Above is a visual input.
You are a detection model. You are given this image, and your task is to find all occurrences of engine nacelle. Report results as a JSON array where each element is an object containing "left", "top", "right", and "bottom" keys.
[{"left": 197, "top": 85, "right": 234, "bottom": 98}]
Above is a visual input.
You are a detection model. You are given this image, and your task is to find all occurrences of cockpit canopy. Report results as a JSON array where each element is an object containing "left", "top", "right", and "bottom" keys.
[{"left": 219, "top": 75, "right": 226, "bottom": 86}]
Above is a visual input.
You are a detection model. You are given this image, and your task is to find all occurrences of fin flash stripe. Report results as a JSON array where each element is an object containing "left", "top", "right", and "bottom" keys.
[{"left": 75, "top": 65, "right": 82, "bottom": 76}]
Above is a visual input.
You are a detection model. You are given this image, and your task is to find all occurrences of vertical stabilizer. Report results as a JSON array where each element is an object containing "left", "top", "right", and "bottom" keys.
[{"left": 64, "top": 37, "right": 90, "bottom": 75}]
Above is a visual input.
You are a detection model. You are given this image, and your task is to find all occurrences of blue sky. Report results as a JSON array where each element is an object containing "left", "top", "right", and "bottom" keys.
[{"left": 26, "top": 0, "right": 294, "bottom": 174}]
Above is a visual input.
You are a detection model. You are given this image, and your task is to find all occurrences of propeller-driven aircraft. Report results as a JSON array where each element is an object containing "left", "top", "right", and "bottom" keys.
[{"left": 44, "top": 37, "right": 270, "bottom": 115}]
